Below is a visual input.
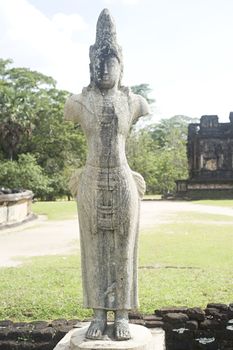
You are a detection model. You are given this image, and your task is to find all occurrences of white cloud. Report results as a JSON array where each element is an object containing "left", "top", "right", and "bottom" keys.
[
  {"left": 52, "top": 13, "right": 88, "bottom": 37},
  {"left": 103, "top": 0, "right": 143, "bottom": 5},
  {"left": 122, "top": 0, "right": 142, "bottom": 4},
  {"left": 0, "top": 0, "right": 90, "bottom": 93}
]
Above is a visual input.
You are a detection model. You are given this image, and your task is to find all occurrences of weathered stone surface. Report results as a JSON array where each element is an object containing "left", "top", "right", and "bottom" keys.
[
  {"left": 205, "top": 308, "right": 228, "bottom": 321},
  {"left": 0, "top": 328, "right": 10, "bottom": 340},
  {"left": 64, "top": 8, "right": 149, "bottom": 340},
  {"left": 129, "top": 319, "right": 145, "bottom": 326},
  {"left": 221, "top": 340, "right": 233, "bottom": 350},
  {"left": 31, "top": 327, "right": 56, "bottom": 342},
  {"left": 220, "top": 328, "right": 233, "bottom": 341},
  {"left": 199, "top": 319, "right": 224, "bottom": 330},
  {"left": 228, "top": 304, "right": 233, "bottom": 318},
  {"left": 53, "top": 325, "right": 74, "bottom": 343},
  {"left": 128, "top": 311, "right": 143, "bottom": 320},
  {"left": 187, "top": 307, "right": 205, "bottom": 321},
  {"left": 0, "top": 190, "right": 34, "bottom": 229},
  {"left": 143, "top": 315, "right": 163, "bottom": 322},
  {"left": 206, "top": 303, "right": 228, "bottom": 311},
  {"left": 1, "top": 313, "right": 233, "bottom": 350},
  {"left": 51, "top": 320, "right": 68, "bottom": 327},
  {"left": 186, "top": 320, "right": 199, "bottom": 330},
  {"left": 30, "top": 321, "right": 49, "bottom": 329},
  {"left": 53, "top": 324, "right": 164, "bottom": 350},
  {"left": 176, "top": 114, "right": 233, "bottom": 199},
  {"left": 194, "top": 337, "right": 218, "bottom": 350},
  {"left": 166, "top": 329, "right": 195, "bottom": 350},
  {"left": 0, "top": 320, "right": 13, "bottom": 328},
  {"left": 144, "top": 320, "right": 164, "bottom": 328},
  {"left": 217, "top": 328, "right": 233, "bottom": 340},
  {"left": 67, "top": 320, "right": 81, "bottom": 327},
  {"left": 7, "top": 329, "right": 30, "bottom": 341},
  {"left": 0, "top": 341, "right": 22, "bottom": 350},
  {"left": 155, "top": 307, "right": 188, "bottom": 317},
  {"left": 12, "top": 323, "right": 32, "bottom": 329},
  {"left": 163, "top": 313, "right": 189, "bottom": 324}
]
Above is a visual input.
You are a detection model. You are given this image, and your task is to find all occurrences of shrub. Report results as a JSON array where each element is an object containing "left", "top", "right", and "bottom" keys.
[{"left": 0, "top": 153, "right": 51, "bottom": 198}]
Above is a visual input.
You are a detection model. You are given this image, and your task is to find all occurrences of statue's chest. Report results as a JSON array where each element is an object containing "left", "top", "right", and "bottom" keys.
[
  {"left": 96, "top": 99, "right": 130, "bottom": 134},
  {"left": 83, "top": 94, "right": 131, "bottom": 136},
  {"left": 98, "top": 99, "right": 117, "bottom": 126}
]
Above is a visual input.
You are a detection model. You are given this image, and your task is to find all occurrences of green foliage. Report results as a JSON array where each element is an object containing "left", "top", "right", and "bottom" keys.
[
  {"left": 0, "top": 58, "right": 56, "bottom": 160},
  {"left": 128, "top": 86, "right": 196, "bottom": 194},
  {"left": 0, "top": 58, "right": 87, "bottom": 199},
  {"left": 0, "top": 154, "right": 50, "bottom": 197},
  {"left": 131, "top": 83, "right": 155, "bottom": 104},
  {"left": 126, "top": 129, "right": 158, "bottom": 193},
  {"left": 127, "top": 115, "right": 198, "bottom": 194}
]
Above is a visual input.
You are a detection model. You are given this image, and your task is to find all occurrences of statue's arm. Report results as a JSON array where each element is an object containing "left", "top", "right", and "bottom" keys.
[
  {"left": 132, "top": 94, "right": 150, "bottom": 122},
  {"left": 64, "top": 94, "right": 82, "bottom": 123}
]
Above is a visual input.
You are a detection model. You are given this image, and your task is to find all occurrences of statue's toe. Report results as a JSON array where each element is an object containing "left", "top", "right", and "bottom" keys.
[
  {"left": 86, "top": 320, "right": 106, "bottom": 340},
  {"left": 115, "top": 320, "right": 131, "bottom": 340}
]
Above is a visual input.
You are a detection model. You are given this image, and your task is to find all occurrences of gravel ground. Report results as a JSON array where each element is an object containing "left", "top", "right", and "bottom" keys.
[{"left": 0, "top": 201, "right": 232, "bottom": 267}]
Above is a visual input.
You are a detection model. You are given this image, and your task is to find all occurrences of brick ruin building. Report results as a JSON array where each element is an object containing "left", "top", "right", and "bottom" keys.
[{"left": 176, "top": 113, "right": 233, "bottom": 199}]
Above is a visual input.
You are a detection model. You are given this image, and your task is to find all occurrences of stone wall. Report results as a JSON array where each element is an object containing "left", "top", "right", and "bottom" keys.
[
  {"left": 176, "top": 179, "right": 233, "bottom": 199},
  {"left": 0, "top": 303, "right": 232, "bottom": 349},
  {"left": 176, "top": 113, "right": 233, "bottom": 199},
  {"left": 0, "top": 191, "right": 34, "bottom": 229},
  {"left": 152, "top": 303, "right": 233, "bottom": 350},
  {"left": 0, "top": 319, "right": 78, "bottom": 350}
]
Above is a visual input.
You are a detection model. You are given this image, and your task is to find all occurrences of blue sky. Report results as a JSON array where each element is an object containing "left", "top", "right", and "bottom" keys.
[{"left": 1, "top": 0, "right": 233, "bottom": 122}]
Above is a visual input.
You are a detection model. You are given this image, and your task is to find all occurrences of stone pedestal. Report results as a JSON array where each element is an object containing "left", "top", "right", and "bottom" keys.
[
  {"left": 0, "top": 190, "right": 34, "bottom": 229},
  {"left": 54, "top": 325, "right": 165, "bottom": 350}
]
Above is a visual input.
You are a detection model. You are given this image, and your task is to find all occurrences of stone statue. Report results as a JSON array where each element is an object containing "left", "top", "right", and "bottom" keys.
[{"left": 64, "top": 8, "right": 149, "bottom": 341}]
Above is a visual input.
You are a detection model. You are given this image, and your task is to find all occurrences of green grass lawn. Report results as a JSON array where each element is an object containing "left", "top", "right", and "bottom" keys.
[
  {"left": 32, "top": 199, "right": 233, "bottom": 221},
  {"left": 193, "top": 199, "right": 233, "bottom": 208},
  {"left": 0, "top": 201, "right": 232, "bottom": 321},
  {"left": 172, "top": 211, "right": 233, "bottom": 222},
  {"left": 32, "top": 201, "right": 77, "bottom": 220},
  {"left": 143, "top": 194, "right": 162, "bottom": 200},
  {"left": 138, "top": 218, "right": 233, "bottom": 312}
]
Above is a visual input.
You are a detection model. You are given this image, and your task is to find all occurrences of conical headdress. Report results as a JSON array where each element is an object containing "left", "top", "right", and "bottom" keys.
[{"left": 89, "top": 9, "right": 123, "bottom": 84}]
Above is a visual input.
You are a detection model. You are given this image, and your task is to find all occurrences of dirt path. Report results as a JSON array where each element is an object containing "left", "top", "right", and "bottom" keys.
[
  {"left": 141, "top": 200, "right": 233, "bottom": 227},
  {"left": 0, "top": 218, "right": 80, "bottom": 267},
  {"left": 0, "top": 201, "right": 232, "bottom": 267}
]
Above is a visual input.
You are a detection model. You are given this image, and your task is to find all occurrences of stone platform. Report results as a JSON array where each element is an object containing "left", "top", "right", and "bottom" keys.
[
  {"left": 53, "top": 324, "right": 165, "bottom": 350},
  {"left": 0, "top": 190, "right": 34, "bottom": 229}
]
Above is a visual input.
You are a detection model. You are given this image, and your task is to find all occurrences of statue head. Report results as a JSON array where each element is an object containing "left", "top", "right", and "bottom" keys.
[{"left": 89, "top": 9, "right": 123, "bottom": 90}]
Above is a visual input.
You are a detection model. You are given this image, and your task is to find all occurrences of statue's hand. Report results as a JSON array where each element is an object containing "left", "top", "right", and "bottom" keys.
[
  {"left": 131, "top": 171, "right": 146, "bottom": 198},
  {"left": 64, "top": 94, "right": 82, "bottom": 123},
  {"left": 69, "top": 168, "right": 83, "bottom": 198}
]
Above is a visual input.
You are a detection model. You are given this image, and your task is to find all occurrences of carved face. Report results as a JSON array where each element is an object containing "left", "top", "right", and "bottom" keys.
[{"left": 93, "top": 55, "right": 121, "bottom": 90}]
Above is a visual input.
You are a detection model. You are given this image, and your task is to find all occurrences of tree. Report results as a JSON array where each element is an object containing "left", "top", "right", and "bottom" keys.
[
  {"left": 0, "top": 154, "right": 51, "bottom": 198},
  {"left": 131, "top": 84, "right": 155, "bottom": 104},
  {"left": 28, "top": 88, "right": 87, "bottom": 200},
  {"left": 0, "top": 59, "right": 87, "bottom": 199},
  {"left": 127, "top": 115, "right": 198, "bottom": 194},
  {"left": 126, "top": 128, "right": 159, "bottom": 193},
  {"left": 0, "top": 58, "right": 56, "bottom": 160}
]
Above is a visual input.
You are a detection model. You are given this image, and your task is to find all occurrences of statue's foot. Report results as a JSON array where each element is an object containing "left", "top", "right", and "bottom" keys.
[
  {"left": 86, "top": 319, "right": 107, "bottom": 340},
  {"left": 115, "top": 319, "right": 131, "bottom": 341}
]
